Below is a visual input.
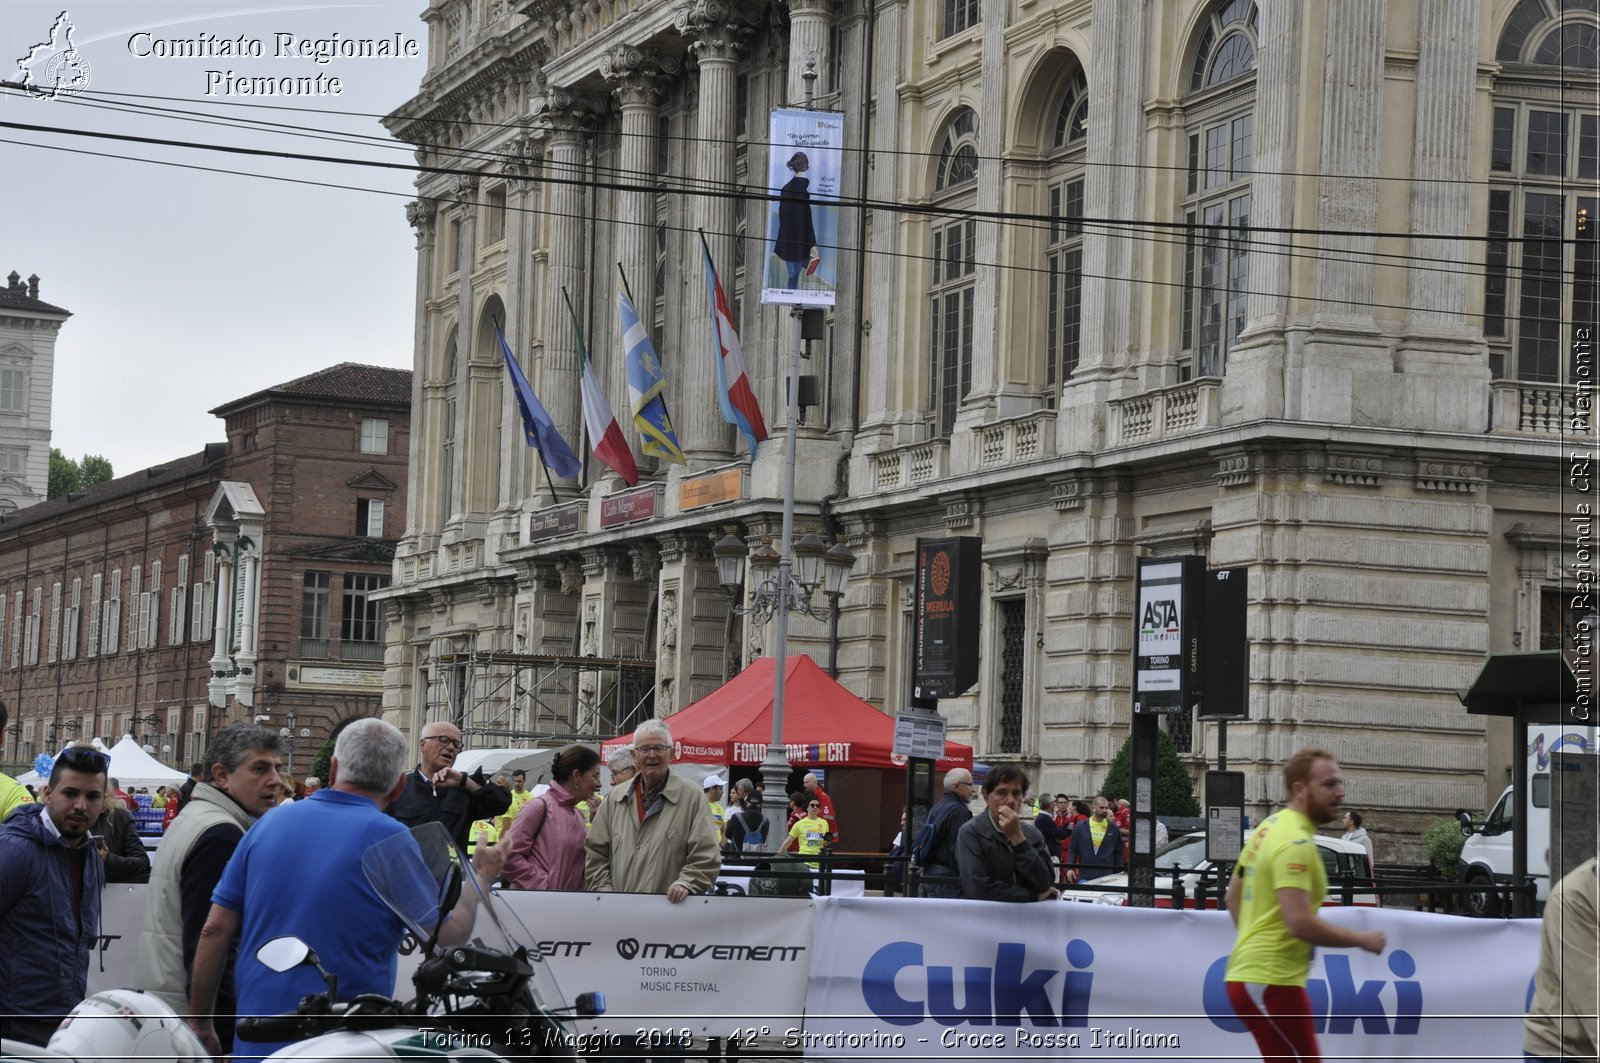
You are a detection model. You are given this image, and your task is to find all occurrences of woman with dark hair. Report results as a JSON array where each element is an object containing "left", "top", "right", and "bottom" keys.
[
  {"left": 500, "top": 744, "right": 602, "bottom": 890},
  {"left": 774, "top": 150, "right": 818, "bottom": 288}
]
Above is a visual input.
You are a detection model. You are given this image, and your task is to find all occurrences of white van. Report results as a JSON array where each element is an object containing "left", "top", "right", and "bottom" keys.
[{"left": 1456, "top": 725, "right": 1596, "bottom": 916}]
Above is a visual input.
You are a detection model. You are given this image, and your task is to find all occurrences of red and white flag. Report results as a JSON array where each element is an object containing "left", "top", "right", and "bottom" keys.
[
  {"left": 563, "top": 290, "right": 638, "bottom": 485},
  {"left": 700, "top": 234, "right": 767, "bottom": 456}
]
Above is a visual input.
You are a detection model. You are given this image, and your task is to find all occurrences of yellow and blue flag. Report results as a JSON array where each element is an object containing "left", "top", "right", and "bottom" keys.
[{"left": 619, "top": 290, "right": 686, "bottom": 464}]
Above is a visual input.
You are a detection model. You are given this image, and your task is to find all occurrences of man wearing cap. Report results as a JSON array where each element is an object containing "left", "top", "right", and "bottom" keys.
[{"left": 702, "top": 775, "right": 726, "bottom": 839}]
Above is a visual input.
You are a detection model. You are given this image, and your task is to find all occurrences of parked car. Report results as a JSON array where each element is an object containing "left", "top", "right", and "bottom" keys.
[{"left": 1066, "top": 830, "right": 1380, "bottom": 907}]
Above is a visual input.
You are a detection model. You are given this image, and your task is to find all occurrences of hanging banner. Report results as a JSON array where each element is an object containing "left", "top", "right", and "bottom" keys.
[
  {"left": 761, "top": 108, "right": 844, "bottom": 307},
  {"left": 803, "top": 897, "right": 1539, "bottom": 1061}
]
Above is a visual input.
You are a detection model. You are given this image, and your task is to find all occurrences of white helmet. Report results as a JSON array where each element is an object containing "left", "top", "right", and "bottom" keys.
[{"left": 48, "top": 989, "right": 208, "bottom": 1062}]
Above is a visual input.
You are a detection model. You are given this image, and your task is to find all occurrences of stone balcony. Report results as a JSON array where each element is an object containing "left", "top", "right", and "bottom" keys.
[
  {"left": 1489, "top": 380, "right": 1589, "bottom": 437},
  {"left": 1110, "top": 379, "right": 1222, "bottom": 446}
]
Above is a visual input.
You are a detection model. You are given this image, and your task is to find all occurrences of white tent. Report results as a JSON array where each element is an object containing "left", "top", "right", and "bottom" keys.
[{"left": 102, "top": 736, "right": 187, "bottom": 791}]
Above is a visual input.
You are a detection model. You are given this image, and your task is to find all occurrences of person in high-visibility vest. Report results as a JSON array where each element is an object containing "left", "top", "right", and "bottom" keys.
[
  {"left": 499, "top": 770, "right": 534, "bottom": 835},
  {"left": 702, "top": 775, "right": 726, "bottom": 838},
  {"left": 468, "top": 817, "right": 500, "bottom": 856}
]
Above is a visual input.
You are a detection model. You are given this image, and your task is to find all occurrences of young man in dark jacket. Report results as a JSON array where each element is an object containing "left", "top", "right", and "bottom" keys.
[
  {"left": 386, "top": 721, "right": 510, "bottom": 852},
  {"left": 0, "top": 745, "right": 109, "bottom": 1046}
]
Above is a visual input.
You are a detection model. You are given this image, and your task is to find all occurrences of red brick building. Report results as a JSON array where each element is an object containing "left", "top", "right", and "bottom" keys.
[{"left": 0, "top": 364, "right": 409, "bottom": 775}]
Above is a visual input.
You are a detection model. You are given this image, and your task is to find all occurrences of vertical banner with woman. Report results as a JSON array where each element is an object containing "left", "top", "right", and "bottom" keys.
[{"left": 761, "top": 108, "right": 844, "bottom": 307}]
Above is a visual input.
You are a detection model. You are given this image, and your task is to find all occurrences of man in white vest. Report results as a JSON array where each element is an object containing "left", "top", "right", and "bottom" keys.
[{"left": 134, "top": 724, "right": 284, "bottom": 1055}]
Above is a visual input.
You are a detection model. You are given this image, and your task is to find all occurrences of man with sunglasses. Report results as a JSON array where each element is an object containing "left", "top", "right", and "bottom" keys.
[
  {"left": 386, "top": 721, "right": 510, "bottom": 853},
  {"left": 0, "top": 744, "right": 109, "bottom": 1046}
]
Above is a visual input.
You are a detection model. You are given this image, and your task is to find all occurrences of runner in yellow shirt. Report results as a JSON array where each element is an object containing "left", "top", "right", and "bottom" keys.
[
  {"left": 1225, "top": 748, "right": 1386, "bottom": 1063},
  {"left": 499, "top": 769, "right": 534, "bottom": 834},
  {"left": 783, "top": 799, "right": 833, "bottom": 868}
]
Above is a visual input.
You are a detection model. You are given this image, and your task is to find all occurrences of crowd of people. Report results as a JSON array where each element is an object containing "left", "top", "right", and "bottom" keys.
[{"left": 0, "top": 695, "right": 1591, "bottom": 1063}]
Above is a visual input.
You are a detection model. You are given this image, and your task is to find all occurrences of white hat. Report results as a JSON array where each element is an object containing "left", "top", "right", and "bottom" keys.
[{"left": 702, "top": 774, "right": 725, "bottom": 789}]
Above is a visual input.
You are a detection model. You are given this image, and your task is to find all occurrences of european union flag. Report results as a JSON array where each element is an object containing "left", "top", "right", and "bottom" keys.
[
  {"left": 620, "top": 290, "right": 686, "bottom": 464},
  {"left": 495, "top": 323, "right": 581, "bottom": 478}
]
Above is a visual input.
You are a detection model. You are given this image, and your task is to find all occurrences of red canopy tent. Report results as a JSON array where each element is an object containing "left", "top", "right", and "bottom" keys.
[{"left": 602, "top": 654, "right": 971, "bottom": 771}]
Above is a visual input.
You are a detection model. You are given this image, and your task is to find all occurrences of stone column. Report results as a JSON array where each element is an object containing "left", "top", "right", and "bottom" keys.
[
  {"left": 534, "top": 90, "right": 606, "bottom": 473},
  {"left": 955, "top": 0, "right": 1008, "bottom": 430},
  {"left": 786, "top": 0, "right": 834, "bottom": 104},
  {"left": 404, "top": 199, "right": 437, "bottom": 536},
  {"left": 677, "top": 1, "right": 760, "bottom": 462},
  {"left": 447, "top": 175, "right": 478, "bottom": 521},
  {"left": 1313, "top": 0, "right": 1383, "bottom": 327},
  {"left": 1391, "top": 0, "right": 1488, "bottom": 432},
  {"left": 500, "top": 139, "right": 540, "bottom": 509},
  {"left": 605, "top": 46, "right": 681, "bottom": 473}
]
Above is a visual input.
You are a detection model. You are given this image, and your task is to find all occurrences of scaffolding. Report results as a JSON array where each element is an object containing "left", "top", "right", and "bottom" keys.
[{"left": 426, "top": 651, "right": 658, "bottom": 744}]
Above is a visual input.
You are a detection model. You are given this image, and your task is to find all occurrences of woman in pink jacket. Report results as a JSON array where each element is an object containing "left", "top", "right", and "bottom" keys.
[{"left": 500, "top": 744, "right": 602, "bottom": 891}]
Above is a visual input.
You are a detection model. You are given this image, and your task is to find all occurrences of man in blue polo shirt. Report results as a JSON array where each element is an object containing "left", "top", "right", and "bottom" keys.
[{"left": 185, "top": 718, "right": 506, "bottom": 1063}]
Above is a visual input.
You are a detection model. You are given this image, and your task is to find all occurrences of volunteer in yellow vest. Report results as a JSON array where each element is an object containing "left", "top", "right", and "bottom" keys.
[
  {"left": 1224, "top": 748, "right": 1387, "bottom": 1063},
  {"left": 783, "top": 798, "right": 833, "bottom": 868},
  {"left": 469, "top": 817, "right": 500, "bottom": 855},
  {"left": 500, "top": 769, "right": 534, "bottom": 834},
  {"left": 702, "top": 775, "right": 726, "bottom": 838},
  {"left": 0, "top": 700, "right": 31, "bottom": 821}
]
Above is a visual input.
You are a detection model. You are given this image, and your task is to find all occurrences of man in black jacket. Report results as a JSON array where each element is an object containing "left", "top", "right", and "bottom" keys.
[
  {"left": 918, "top": 768, "right": 974, "bottom": 899},
  {"left": 386, "top": 721, "right": 510, "bottom": 852},
  {"left": 956, "top": 764, "right": 1058, "bottom": 903}
]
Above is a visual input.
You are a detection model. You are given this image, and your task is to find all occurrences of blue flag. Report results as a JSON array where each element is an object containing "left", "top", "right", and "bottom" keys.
[
  {"left": 495, "top": 323, "right": 581, "bottom": 478},
  {"left": 620, "top": 290, "right": 686, "bottom": 464}
]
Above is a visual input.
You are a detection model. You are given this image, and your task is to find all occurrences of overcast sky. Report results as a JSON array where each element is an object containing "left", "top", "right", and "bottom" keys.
[{"left": 4, "top": 1, "right": 427, "bottom": 473}]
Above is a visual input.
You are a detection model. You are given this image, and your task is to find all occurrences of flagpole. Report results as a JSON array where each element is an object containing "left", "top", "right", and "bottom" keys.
[{"left": 497, "top": 316, "right": 563, "bottom": 501}]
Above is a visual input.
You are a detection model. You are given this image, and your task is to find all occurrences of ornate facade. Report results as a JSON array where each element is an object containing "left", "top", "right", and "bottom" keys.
[
  {"left": 0, "top": 272, "right": 65, "bottom": 513},
  {"left": 384, "top": 0, "right": 1597, "bottom": 859}
]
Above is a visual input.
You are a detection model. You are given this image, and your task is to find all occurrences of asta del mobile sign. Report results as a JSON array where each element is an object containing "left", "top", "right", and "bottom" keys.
[
  {"left": 1133, "top": 555, "right": 1205, "bottom": 714},
  {"left": 913, "top": 537, "right": 981, "bottom": 700}
]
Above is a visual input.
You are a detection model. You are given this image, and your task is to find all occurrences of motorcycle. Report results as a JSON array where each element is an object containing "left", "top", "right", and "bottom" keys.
[{"left": 235, "top": 822, "right": 605, "bottom": 1061}]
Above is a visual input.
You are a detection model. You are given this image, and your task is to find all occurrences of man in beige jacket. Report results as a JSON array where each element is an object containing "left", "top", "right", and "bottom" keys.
[
  {"left": 586, "top": 720, "right": 720, "bottom": 902},
  {"left": 1524, "top": 856, "right": 1598, "bottom": 1062}
]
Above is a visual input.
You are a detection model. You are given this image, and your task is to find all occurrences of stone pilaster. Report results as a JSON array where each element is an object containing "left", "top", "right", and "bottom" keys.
[
  {"left": 1300, "top": 0, "right": 1391, "bottom": 427},
  {"left": 1224, "top": 0, "right": 1302, "bottom": 422},
  {"left": 500, "top": 137, "right": 542, "bottom": 507},
  {"left": 1392, "top": 0, "right": 1489, "bottom": 432},
  {"left": 785, "top": 0, "right": 834, "bottom": 105},
  {"left": 448, "top": 175, "right": 478, "bottom": 521},
  {"left": 1059, "top": 0, "right": 1148, "bottom": 453},
  {"left": 404, "top": 198, "right": 438, "bottom": 538},
  {"left": 532, "top": 89, "right": 607, "bottom": 480},
  {"left": 604, "top": 46, "right": 682, "bottom": 473},
  {"left": 676, "top": 1, "right": 761, "bottom": 462}
]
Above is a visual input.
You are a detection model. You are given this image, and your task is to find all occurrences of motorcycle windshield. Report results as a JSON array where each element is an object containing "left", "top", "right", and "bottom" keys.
[{"left": 361, "top": 823, "right": 575, "bottom": 1013}]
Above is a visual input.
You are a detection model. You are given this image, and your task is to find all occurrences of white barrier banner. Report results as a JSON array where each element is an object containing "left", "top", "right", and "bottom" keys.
[
  {"left": 497, "top": 890, "right": 814, "bottom": 1044},
  {"left": 804, "top": 897, "right": 1540, "bottom": 1062},
  {"left": 89, "top": 884, "right": 150, "bottom": 995}
]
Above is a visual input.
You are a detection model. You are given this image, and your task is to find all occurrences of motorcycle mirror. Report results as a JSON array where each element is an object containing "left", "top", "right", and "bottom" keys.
[{"left": 256, "top": 936, "right": 315, "bottom": 973}]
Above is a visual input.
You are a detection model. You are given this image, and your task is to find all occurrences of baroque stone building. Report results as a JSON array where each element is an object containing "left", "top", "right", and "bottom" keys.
[
  {"left": 0, "top": 364, "right": 410, "bottom": 777},
  {"left": 0, "top": 271, "right": 66, "bottom": 513},
  {"left": 383, "top": 0, "right": 1596, "bottom": 858}
]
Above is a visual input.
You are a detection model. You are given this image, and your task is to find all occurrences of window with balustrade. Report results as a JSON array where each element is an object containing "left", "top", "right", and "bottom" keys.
[
  {"left": 1045, "top": 66, "right": 1089, "bottom": 403},
  {"left": 1485, "top": 0, "right": 1599, "bottom": 384},
  {"left": 1179, "top": 0, "right": 1257, "bottom": 381}
]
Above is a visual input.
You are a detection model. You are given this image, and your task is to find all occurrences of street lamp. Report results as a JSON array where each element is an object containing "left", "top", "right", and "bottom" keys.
[{"left": 715, "top": 530, "right": 855, "bottom": 625}]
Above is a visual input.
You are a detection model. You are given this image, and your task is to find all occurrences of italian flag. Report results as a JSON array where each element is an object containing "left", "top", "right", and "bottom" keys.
[{"left": 564, "top": 289, "right": 639, "bottom": 486}]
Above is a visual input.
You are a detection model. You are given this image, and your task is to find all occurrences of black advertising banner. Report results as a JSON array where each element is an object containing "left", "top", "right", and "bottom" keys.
[
  {"left": 1199, "top": 566, "right": 1249, "bottom": 719},
  {"left": 1133, "top": 555, "right": 1205, "bottom": 714},
  {"left": 913, "top": 537, "right": 981, "bottom": 700}
]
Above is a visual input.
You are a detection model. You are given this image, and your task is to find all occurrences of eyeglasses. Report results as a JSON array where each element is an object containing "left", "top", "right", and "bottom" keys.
[
  {"left": 633, "top": 744, "right": 670, "bottom": 755},
  {"left": 422, "top": 735, "right": 463, "bottom": 751},
  {"left": 56, "top": 747, "right": 111, "bottom": 773}
]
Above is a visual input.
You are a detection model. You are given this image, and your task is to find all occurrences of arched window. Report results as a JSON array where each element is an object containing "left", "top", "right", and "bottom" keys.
[
  {"left": 1180, "top": 1, "right": 1257, "bottom": 380},
  {"left": 929, "top": 109, "right": 980, "bottom": 437},
  {"left": 1045, "top": 66, "right": 1089, "bottom": 399},
  {"left": 935, "top": 110, "right": 979, "bottom": 192},
  {"left": 1485, "top": 0, "right": 1600, "bottom": 383}
]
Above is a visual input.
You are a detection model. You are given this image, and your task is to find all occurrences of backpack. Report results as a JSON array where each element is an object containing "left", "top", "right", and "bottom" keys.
[
  {"left": 734, "top": 807, "right": 769, "bottom": 851},
  {"left": 909, "top": 800, "right": 955, "bottom": 867}
]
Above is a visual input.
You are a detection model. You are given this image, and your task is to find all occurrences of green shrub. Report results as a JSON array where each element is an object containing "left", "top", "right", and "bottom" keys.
[
  {"left": 1100, "top": 729, "right": 1201, "bottom": 817},
  {"left": 1421, "top": 817, "right": 1465, "bottom": 879}
]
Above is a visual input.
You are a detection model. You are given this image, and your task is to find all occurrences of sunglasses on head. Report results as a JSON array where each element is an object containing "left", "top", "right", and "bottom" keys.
[{"left": 56, "top": 747, "right": 111, "bottom": 773}]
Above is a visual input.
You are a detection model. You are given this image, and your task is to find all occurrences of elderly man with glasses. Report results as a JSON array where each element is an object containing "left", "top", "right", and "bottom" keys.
[
  {"left": 386, "top": 721, "right": 510, "bottom": 853},
  {"left": 0, "top": 743, "right": 110, "bottom": 1046},
  {"left": 586, "top": 720, "right": 720, "bottom": 903}
]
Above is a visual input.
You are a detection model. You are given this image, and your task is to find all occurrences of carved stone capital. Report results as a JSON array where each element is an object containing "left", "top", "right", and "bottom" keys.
[
  {"left": 450, "top": 174, "right": 480, "bottom": 203},
  {"left": 674, "top": 0, "right": 761, "bottom": 63},
  {"left": 405, "top": 198, "right": 437, "bottom": 234},
  {"left": 531, "top": 85, "right": 609, "bottom": 140},
  {"left": 601, "top": 46, "right": 682, "bottom": 108},
  {"left": 787, "top": 0, "right": 836, "bottom": 17}
]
